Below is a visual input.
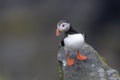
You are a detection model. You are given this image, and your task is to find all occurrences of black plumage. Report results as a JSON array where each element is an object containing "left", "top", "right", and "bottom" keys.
[
  {"left": 65, "top": 26, "right": 78, "bottom": 37},
  {"left": 60, "top": 39, "right": 65, "bottom": 47}
]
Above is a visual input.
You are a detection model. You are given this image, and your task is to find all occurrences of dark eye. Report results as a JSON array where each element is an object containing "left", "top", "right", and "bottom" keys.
[{"left": 62, "top": 24, "right": 65, "bottom": 27}]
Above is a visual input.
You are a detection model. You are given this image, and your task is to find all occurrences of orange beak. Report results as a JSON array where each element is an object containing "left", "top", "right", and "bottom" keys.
[{"left": 56, "top": 28, "right": 61, "bottom": 36}]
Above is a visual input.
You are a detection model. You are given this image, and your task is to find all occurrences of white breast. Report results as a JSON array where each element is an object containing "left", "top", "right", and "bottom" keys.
[{"left": 64, "top": 34, "right": 85, "bottom": 51}]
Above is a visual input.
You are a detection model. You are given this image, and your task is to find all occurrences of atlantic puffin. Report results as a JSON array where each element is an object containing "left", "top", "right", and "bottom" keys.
[{"left": 56, "top": 20, "right": 88, "bottom": 66}]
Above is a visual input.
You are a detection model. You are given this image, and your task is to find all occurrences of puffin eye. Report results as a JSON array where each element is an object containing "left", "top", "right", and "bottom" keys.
[{"left": 62, "top": 24, "right": 65, "bottom": 27}]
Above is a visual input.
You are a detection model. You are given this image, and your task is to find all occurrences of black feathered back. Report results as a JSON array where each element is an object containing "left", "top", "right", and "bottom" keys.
[{"left": 65, "top": 26, "right": 78, "bottom": 36}]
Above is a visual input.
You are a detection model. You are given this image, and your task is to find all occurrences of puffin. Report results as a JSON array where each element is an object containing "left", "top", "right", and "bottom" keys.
[{"left": 56, "top": 20, "right": 88, "bottom": 66}]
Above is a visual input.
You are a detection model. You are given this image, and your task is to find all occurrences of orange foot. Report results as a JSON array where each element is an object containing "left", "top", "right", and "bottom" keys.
[
  {"left": 67, "top": 58, "right": 75, "bottom": 66},
  {"left": 77, "top": 55, "right": 87, "bottom": 60},
  {"left": 77, "top": 50, "right": 88, "bottom": 60}
]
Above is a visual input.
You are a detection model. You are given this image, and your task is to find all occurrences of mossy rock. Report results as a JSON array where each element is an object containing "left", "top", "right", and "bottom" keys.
[{"left": 57, "top": 43, "right": 120, "bottom": 80}]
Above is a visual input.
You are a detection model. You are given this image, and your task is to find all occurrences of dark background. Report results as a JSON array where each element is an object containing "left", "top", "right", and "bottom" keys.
[{"left": 0, "top": 0, "right": 120, "bottom": 80}]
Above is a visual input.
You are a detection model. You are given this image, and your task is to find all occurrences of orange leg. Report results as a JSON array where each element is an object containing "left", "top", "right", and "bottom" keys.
[
  {"left": 77, "top": 50, "right": 87, "bottom": 60},
  {"left": 67, "top": 53, "right": 75, "bottom": 66}
]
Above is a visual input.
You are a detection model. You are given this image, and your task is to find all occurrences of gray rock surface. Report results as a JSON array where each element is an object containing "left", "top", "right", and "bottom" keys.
[{"left": 58, "top": 43, "right": 120, "bottom": 80}]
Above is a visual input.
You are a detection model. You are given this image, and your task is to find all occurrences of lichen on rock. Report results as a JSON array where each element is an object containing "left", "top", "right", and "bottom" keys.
[{"left": 57, "top": 43, "right": 120, "bottom": 80}]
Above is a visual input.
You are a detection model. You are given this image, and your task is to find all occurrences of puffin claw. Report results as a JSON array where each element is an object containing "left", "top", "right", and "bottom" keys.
[
  {"left": 77, "top": 55, "right": 87, "bottom": 60},
  {"left": 67, "top": 58, "right": 75, "bottom": 66},
  {"left": 77, "top": 50, "right": 88, "bottom": 60}
]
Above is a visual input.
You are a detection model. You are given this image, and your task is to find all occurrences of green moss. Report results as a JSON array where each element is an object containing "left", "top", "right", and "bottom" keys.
[
  {"left": 58, "top": 61, "right": 64, "bottom": 80},
  {"left": 95, "top": 51, "right": 110, "bottom": 68}
]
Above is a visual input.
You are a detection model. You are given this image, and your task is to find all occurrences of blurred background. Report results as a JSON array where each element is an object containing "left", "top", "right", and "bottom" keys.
[{"left": 0, "top": 0, "right": 120, "bottom": 80}]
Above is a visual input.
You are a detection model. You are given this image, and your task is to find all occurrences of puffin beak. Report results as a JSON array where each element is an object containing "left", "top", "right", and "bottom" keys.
[{"left": 56, "top": 28, "right": 61, "bottom": 36}]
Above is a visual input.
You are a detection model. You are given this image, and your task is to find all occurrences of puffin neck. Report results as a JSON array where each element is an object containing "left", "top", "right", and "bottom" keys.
[{"left": 65, "top": 26, "right": 78, "bottom": 36}]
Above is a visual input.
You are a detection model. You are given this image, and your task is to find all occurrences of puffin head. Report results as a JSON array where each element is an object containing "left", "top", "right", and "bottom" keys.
[{"left": 56, "top": 20, "right": 70, "bottom": 36}]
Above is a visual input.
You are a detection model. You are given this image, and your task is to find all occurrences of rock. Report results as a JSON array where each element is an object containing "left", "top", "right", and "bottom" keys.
[{"left": 57, "top": 43, "right": 120, "bottom": 80}]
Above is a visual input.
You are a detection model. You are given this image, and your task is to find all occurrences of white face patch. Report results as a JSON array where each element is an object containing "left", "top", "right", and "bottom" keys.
[{"left": 57, "top": 22, "right": 70, "bottom": 32}]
